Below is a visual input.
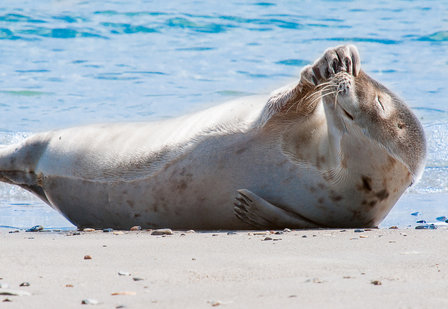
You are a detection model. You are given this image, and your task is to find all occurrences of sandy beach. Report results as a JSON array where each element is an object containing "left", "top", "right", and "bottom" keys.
[{"left": 0, "top": 228, "right": 447, "bottom": 309}]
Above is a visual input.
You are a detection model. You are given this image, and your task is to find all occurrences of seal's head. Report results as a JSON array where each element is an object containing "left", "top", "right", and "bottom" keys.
[{"left": 322, "top": 70, "right": 426, "bottom": 184}]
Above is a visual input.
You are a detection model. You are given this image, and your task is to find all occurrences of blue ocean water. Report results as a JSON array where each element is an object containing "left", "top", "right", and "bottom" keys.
[{"left": 0, "top": 0, "right": 447, "bottom": 229}]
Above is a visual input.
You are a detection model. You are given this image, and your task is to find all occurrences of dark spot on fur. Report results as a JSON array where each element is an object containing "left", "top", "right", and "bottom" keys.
[
  {"left": 361, "top": 200, "right": 367, "bottom": 206},
  {"left": 397, "top": 122, "right": 405, "bottom": 129},
  {"left": 177, "top": 181, "right": 188, "bottom": 191},
  {"left": 375, "top": 189, "right": 389, "bottom": 201},
  {"left": 329, "top": 191, "right": 343, "bottom": 202},
  {"left": 369, "top": 200, "right": 377, "bottom": 207},
  {"left": 236, "top": 147, "right": 247, "bottom": 155},
  {"left": 361, "top": 176, "right": 372, "bottom": 192}
]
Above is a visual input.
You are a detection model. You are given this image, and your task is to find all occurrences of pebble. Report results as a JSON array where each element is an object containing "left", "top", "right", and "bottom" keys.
[
  {"left": 19, "top": 282, "right": 30, "bottom": 287},
  {"left": 354, "top": 229, "right": 365, "bottom": 233},
  {"left": 84, "top": 255, "right": 92, "bottom": 260},
  {"left": 81, "top": 298, "right": 100, "bottom": 305},
  {"left": 227, "top": 231, "right": 237, "bottom": 235},
  {"left": 102, "top": 228, "right": 113, "bottom": 233},
  {"left": 68, "top": 232, "right": 81, "bottom": 236},
  {"left": 416, "top": 220, "right": 426, "bottom": 224},
  {"left": 208, "top": 300, "right": 222, "bottom": 306},
  {"left": 302, "top": 235, "right": 307, "bottom": 238},
  {"left": 389, "top": 226, "right": 398, "bottom": 229},
  {"left": 118, "top": 271, "right": 131, "bottom": 276},
  {"left": 263, "top": 237, "right": 272, "bottom": 241},
  {"left": 283, "top": 228, "right": 292, "bottom": 232},
  {"left": 0, "top": 289, "right": 31, "bottom": 296},
  {"left": 186, "top": 230, "right": 195, "bottom": 233},
  {"left": 411, "top": 212, "right": 420, "bottom": 216},
  {"left": 65, "top": 284, "right": 74, "bottom": 288},
  {"left": 275, "top": 231, "right": 283, "bottom": 235},
  {"left": 436, "top": 216, "right": 447, "bottom": 222},
  {"left": 83, "top": 228, "right": 95, "bottom": 232},
  {"left": 371, "top": 280, "right": 382, "bottom": 286},
  {"left": 26, "top": 225, "right": 43, "bottom": 232},
  {"left": 2, "top": 298, "right": 12, "bottom": 302},
  {"left": 253, "top": 231, "right": 269, "bottom": 235},
  {"left": 130, "top": 226, "right": 141, "bottom": 231},
  {"left": 359, "top": 235, "right": 368, "bottom": 238},
  {"left": 8, "top": 230, "right": 19, "bottom": 233},
  {"left": 111, "top": 291, "right": 137, "bottom": 296},
  {"left": 116, "top": 306, "right": 126, "bottom": 309},
  {"left": 151, "top": 228, "right": 173, "bottom": 236},
  {"left": 133, "top": 277, "right": 144, "bottom": 281},
  {"left": 113, "top": 231, "right": 124, "bottom": 235}
]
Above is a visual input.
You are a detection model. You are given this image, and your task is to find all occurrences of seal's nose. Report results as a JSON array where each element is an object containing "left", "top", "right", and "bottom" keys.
[{"left": 334, "top": 72, "right": 353, "bottom": 96}]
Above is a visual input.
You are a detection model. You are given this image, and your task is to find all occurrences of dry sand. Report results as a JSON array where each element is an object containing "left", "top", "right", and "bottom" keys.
[{"left": 0, "top": 228, "right": 447, "bottom": 309}]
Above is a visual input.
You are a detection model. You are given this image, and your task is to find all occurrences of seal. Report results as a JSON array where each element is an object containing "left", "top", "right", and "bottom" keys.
[{"left": 0, "top": 45, "right": 426, "bottom": 229}]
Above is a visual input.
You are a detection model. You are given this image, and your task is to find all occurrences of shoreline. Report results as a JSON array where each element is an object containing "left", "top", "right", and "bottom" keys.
[{"left": 1, "top": 228, "right": 447, "bottom": 308}]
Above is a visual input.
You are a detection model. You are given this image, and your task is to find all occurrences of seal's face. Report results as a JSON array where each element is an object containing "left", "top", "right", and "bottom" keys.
[{"left": 323, "top": 70, "right": 426, "bottom": 184}]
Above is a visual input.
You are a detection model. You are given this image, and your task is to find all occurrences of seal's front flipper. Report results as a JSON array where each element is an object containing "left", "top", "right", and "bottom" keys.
[{"left": 233, "top": 189, "right": 318, "bottom": 229}]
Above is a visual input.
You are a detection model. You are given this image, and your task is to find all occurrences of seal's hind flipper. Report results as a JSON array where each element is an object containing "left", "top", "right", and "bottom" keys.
[{"left": 233, "top": 189, "right": 319, "bottom": 229}]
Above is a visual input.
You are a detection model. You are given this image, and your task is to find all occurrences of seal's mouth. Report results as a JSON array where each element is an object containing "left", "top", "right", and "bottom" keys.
[{"left": 340, "top": 106, "right": 354, "bottom": 120}]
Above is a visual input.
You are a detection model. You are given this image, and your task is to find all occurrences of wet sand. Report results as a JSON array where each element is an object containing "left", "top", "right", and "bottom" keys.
[{"left": 0, "top": 228, "right": 447, "bottom": 308}]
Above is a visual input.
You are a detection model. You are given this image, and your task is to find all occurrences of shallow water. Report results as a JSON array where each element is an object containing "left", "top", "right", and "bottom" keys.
[{"left": 0, "top": 1, "right": 447, "bottom": 229}]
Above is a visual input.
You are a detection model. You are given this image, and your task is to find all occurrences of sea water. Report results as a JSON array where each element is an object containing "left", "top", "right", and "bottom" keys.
[{"left": 0, "top": 0, "right": 447, "bottom": 230}]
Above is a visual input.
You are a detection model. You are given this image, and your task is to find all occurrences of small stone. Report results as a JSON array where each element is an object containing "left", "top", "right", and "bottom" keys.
[
  {"left": 212, "top": 234, "right": 218, "bottom": 236},
  {"left": 371, "top": 280, "right": 382, "bottom": 286},
  {"left": 275, "top": 231, "right": 283, "bottom": 235},
  {"left": 227, "top": 231, "right": 237, "bottom": 235},
  {"left": 254, "top": 231, "right": 268, "bottom": 235},
  {"left": 118, "top": 271, "right": 131, "bottom": 276},
  {"left": 429, "top": 224, "right": 438, "bottom": 229},
  {"left": 302, "top": 235, "right": 307, "bottom": 238},
  {"left": 263, "top": 237, "right": 272, "bottom": 241},
  {"left": 103, "top": 228, "right": 113, "bottom": 233},
  {"left": 2, "top": 298, "right": 12, "bottom": 302},
  {"left": 340, "top": 229, "right": 346, "bottom": 232},
  {"left": 436, "top": 216, "right": 447, "bottom": 222},
  {"left": 84, "top": 255, "right": 92, "bottom": 260},
  {"left": 288, "top": 295, "right": 297, "bottom": 298},
  {"left": 8, "top": 230, "right": 19, "bottom": 233},
  {"left": 65, "top": 284, "right": 74, "bottom": 288},
  {"left": 411, "top": 212, "right": 420, "bottom": 216},
  {"left": 151, "top": 228, "right": 173, "bottom": 236},
  {"left": 132, "top": 277, "right": 144, "bottom": 281},
  {"left": 26, "top": 225, "right": 43, "bottom": 232},
  {"left": 208, "top": 300, "right": 222, "bottom": 306},
  {"left": 416, "top": 220, "right": 426, "bottom": 224},
  {"left": 111, "top": 291, "right": 136, "bottom": 296},
  {"left": 67, "top": 232, "right": 81, "bottom": 236},
  {"left": 19, "top": 282, "right": 30, "bottom": 287},
  {"left": 116, "top": 306, "right": 126, "bottom": 309},
  {"left": 0, "top": 289, "right": 31, "bottom": 296},
  {"left": 359, "top": 235, "right": 368, "bottom": 238},
  {"left": 82, "top": 298, "right": 99, "bottom": 305},
  {"left": 389, "top": 226, "right": 398, "bottom": 229},
  {"left": 113, "top": 231, "right": 124, "bottom": 235},
  {"left": 186, "top": 230, "right": 195, "bottom": 233},
  {"left": 83, "top": 228, "right": 95, "bottom": 232},
  {"left": 283, "top": 228, "right": 292, "bottom": 232},
  {"left": 354, "top": 229, "right": 365, "bottom": 233},
  {"left": 130, "top": 226, "right": 141, "bottom": 231}
]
